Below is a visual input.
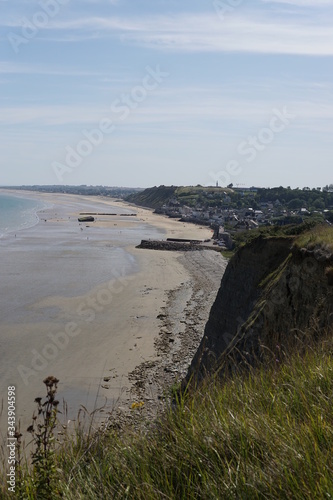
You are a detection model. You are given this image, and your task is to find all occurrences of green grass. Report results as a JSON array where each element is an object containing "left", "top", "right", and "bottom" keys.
[
  {"left": 226, "top": 220, "right": 331, "bottom": 256},
  {"left": 294, "top": 224, "right": 333, "bottom": 252},
  {"left": 175, "top": 186, "right": 233, "bottom": 196},
  {"left": 231, "top": 225, "right": 290, "bottom": 251},
  {"left": 2, "top": 328, "right": 332, "bottom": 499}
]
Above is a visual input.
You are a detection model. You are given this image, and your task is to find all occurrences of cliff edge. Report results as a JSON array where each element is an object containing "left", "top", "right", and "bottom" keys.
[{"left": 189, "top": 227, "right": 333, "bottom": 379}]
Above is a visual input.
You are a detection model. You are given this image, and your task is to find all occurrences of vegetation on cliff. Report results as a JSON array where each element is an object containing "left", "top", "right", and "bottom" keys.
[
  {"left": 294, "top": 223, "right": 333, "bottom": 252},
  {"left": 229, "top": 215, "right": 324, "bottom": 255},
  {"left": 125, "top": 185, "right": 178, "bottom": 209}
]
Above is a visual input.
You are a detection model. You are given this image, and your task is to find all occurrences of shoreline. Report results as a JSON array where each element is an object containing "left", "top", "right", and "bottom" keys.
[
  {"left": 119, "top": 249, "right": 227, "bottom": 431},
  {"left": 0, "top": 190, "right": 51, "bottom": 239},
  {"left": 0, "top": 191, "right": 226, "bottom": 441}
]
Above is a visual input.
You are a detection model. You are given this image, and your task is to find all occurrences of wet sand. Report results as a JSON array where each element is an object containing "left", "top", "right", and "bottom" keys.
[{"left": 0, "top": 191, "right": 226, "bottom": 441}]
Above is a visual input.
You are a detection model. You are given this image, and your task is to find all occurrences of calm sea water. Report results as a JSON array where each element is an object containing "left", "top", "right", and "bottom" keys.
[{"left": 0, "top": 192, "right": 45, "bottom": 237}]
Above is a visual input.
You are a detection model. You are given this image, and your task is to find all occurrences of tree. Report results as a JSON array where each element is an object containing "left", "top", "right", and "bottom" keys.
[
  {"left": 288, "top": 198, "right": 304, "bottom": 209},
  {"left": 313, "top": 199, "right": 325, "bottom": 210}
]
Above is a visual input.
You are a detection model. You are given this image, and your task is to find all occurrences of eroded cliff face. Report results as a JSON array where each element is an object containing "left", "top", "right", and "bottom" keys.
[{"left": 189, "top": 236, "right": 333, "bottom": 378}]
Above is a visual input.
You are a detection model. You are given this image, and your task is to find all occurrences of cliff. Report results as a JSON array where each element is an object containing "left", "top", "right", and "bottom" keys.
[
  {"left": 189, "top": 228, "right": 333, "bottom": 378},
  {"left": 125, "top": 185, "right": 177, "bottom": 209}
]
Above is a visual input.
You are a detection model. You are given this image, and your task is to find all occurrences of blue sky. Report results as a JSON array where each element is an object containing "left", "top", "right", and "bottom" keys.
[{"left": 0, "top": 0, "right": 332, "bottom": 188}]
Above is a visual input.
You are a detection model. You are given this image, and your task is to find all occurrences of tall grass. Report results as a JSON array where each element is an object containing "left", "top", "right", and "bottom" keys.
[
  {"left": 295, "top": 224, "right": 333, "bottom": 252},
  {"left": 2, "top": 327, "right": 332, "bottom": 499}
]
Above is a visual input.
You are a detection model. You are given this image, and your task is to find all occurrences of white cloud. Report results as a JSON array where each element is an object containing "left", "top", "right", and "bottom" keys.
[
  {"left": 110, "top": 12, "right": 333, "bottom": 56},
  {"left": 1, "top": 89, "right": 333, "bottom": 133},
  {"left": 0, "top": 60, "right": 131, "bottom": 84},
  {"left": 3, "top": 11, "right": 333, "bottom": 56},
  {"left": 0, "top": 61, "right": 108, "bottom": 77},
  {"left": 80, "top": 0, "right": 119, "bottom": 3},
  {"left": 262, "top": 0, "right": 333, "bottom": 6}
]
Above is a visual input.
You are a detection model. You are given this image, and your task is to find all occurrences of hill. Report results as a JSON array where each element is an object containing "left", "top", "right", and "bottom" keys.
[
  {"left": 125, "top": 184, "right": 333, "bottom": 214},
  {"left": 125, "top": 185, "right": 177, "bottom": 209}
]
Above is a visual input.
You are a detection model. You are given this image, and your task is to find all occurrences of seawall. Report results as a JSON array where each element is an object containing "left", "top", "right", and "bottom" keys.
[{"left": 137, "top": 240, "right": 221, "bottom": 252}]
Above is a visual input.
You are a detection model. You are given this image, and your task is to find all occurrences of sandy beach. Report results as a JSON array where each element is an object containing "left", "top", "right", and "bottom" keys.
[{"left": 0, "top": 190, "right": 227, "bottom": 440}]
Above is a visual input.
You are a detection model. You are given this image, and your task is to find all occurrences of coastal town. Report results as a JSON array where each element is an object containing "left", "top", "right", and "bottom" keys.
[{"left": 146, "top": 185, "right": 333, "bottom": 250}]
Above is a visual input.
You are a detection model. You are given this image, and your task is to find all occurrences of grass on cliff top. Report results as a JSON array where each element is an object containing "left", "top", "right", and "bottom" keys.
[
  {"left": 294, "top": 224, "right": 333, "bottom": 252},
  {"left": 227, "top": 218, "right": 331, "bottom": 257},
  {"left": 3, "top": 328, "right": 332, "bottom": 499}
]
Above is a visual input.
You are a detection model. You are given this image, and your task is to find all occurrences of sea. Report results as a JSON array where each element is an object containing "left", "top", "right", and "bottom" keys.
[{"left": 0, "top": 192, "right": 46, "bottom": 238}]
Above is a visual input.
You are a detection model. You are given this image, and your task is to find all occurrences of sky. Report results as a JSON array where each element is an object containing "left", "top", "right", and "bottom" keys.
[{"left": 0, "top": 0, "right": 332, "bottom": 189}]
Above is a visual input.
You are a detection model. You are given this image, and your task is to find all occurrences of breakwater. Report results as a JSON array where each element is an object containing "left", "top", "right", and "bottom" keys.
[
  {"left": 79, "top": 212, "right": 137, "bottom": 216},
  {"left": 137, "top": 240, "right": 221, "bottom": 252}
]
